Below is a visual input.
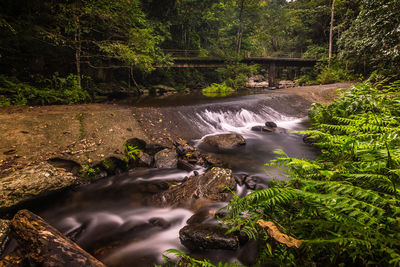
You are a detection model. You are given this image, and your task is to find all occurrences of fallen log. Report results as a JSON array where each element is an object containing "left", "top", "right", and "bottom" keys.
[{"left": 10, "top": 209, "right": 106, "bottom": 267}]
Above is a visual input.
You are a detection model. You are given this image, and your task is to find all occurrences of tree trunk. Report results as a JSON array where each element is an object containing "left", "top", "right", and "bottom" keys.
[
  {"left": 329, "top": 0, "right": 336, "bottom": 62},
  {"left": 235, "top": 0, "right": 245, "bottom": 56},
  {"left": 10, "top": 209, "right": 106, "bottom": 267},
  {"left": 74, "top": 16, "right": 82, "bottom": 88}
]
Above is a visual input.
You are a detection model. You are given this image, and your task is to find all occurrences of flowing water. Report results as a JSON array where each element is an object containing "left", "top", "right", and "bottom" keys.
[{"left": 30, "top": 92, "right": 318, "bottom": 266}]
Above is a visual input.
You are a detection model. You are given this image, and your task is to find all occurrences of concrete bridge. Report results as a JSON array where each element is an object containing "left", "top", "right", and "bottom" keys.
[{"left": 167, "top": 55, "right": 317, "bottom": 88}]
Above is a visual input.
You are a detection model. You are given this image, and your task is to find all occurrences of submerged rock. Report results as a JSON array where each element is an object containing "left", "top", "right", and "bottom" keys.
[
  {"left": 201, "top": 133, "right": 246, "bottom": 150},
  {"left": 251, "top": 126, "right": 274, "bottom": 132},
  {"left": 149, "top": 217, "right": 171, "bottom": 229},
  {"left": 179, "top": 224, "right": 239, "bottom": 251},
  {"left": 0, "top": 163, "right": 78, "bottom": 210},
  {"left": 154, "top": 148, "right": 178, "bottom": 169},
  {"left": 155, "top": 167, "right": 236, "bottom": 209}
]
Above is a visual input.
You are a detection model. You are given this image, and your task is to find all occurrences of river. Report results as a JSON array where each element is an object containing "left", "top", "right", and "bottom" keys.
[{"left": 30, "top": 92, "right": 319, "bottom": 266}]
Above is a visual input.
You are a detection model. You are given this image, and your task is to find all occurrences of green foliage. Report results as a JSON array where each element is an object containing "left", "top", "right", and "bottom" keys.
[
  {"left": 222, "top": 78, "right": 400, "bottom": 265},
  {"left": 85, "top": 165, "right": 101, "bottom": 178},
  {"left": 297, "top": 59, "right": 356, "bottom": 85},
  {"left": 216, "top": 63, "right": 258, "bottom": 89},
  {"left": 202, "top": 83, "right": 233, "bottom": 97},
  {"left": 338, "top": 0, "right": 400, "bottom": 76},
  {"left": 0, "top": 74, "right": 90, "bottom": 106},
  {"left": 123, "top": 143, "right": 141, "bottom": 163},
  {"left": 159, "top": 249, "right": 243, "bottom": 267}
]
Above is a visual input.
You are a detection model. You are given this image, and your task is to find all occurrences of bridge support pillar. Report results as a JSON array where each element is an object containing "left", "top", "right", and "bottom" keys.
[{"left": 268, "top": 62, "right": 278, "bottom": 88}]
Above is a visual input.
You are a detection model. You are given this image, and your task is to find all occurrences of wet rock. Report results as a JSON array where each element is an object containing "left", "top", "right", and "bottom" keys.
[
  {"left": 0, "top": 163, "right": 78, "bottom": 210},
  {"left": 137, "top": 152, "right": 153, "bottom": 167},
  {"left": 201, "top": 134, "right": 246, "bottom": 150},
  {"left": 155, "top": 168, "right": 236, "bottom": 209},
  {"left": 9, "top": 210, "right": 106, "bottom": 266},
  {"left": 145, "top": 143, "right": 167, "bottom": 156},
  {"left": 124, "top": 138, "right": 147, "bottom": 151},
  {"left": 47, "top": 158, "right": 82, "bottom": 176},
  {"left": 179, "top": 224, "right": 239, "bottom": 251},
  {"left": 66, "top": 223, "right": 88, "bottom": 242},
  {"left": 204, "top": 154, "right": 225, "bottom": 167},
  {"left": 0, "top": 219, "right": 10, "bottom": 253},
  {"left": 174, "top": 139, "right": 196, "bottom": 156},
  {"left": 244, "top": 175, "right": 268, "bottom": 190},
  {"left": 154, "top": 148, "right": 178, "bottom": 169},
  {"left": 265, "top": 121, "right": 278, "bottom": 128},
  {"left": 177, "top": 159, "right": 196, "bottom": 172},
  {"left": 187, "top": 207, "right": 214, "bottom": 225},
  {"left": 251, "top": 126, "right": 274, "bottom": 132},
  {"left": 98, "top": 157, "right": 126, "bottom": 175},
  {"left": 149, "top": 217, "right": 171, "bottom": 229},
  {"left": 234, "top": 174, "right": 248, "bottom": 186}
]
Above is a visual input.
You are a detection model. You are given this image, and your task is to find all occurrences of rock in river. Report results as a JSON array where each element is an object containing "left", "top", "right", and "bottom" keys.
[
  {"left": 201, "top": 133, "right": 246, "bottom": 150},
  {"left": 155, "top": 167, "right": 236, "bottom": 209},
  {"left": 154, "top": 148, "right": 178, "bottom": 169},
  {"left": 0, "top": 163, "right": 78, "bottom": 210},
  {"left": 179, "top": 224, "right": 239, "bottom": 251},
  {"left": 251, "top": 126, "right": 274, "bottom": 132},
  {"left": 265, "top": 121, "right": 278, "bottom": 128}
]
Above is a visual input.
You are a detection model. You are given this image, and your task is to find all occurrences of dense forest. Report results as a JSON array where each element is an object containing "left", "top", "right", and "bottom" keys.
[{"left": 0, "top": 0, "right": 399, "bottom": 105}]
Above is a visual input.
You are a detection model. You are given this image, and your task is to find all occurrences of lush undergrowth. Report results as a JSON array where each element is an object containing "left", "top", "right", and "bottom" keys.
[
  {"left": 219, "top": 76, "right": 400, "bottom": 266},
  {"left": 202, "top": 83, "right": 233, "bottom": 97},
  {"left": 0, "top": 74, "right": 93, "bottom": 106}
]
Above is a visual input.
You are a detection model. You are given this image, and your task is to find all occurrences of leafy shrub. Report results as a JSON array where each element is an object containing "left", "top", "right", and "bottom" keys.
[
  {"left": 216, "top": 63, "right": 259, "bottom": 89},
  {"left": 221, "top": 78, "right": 400, "bottom": 265},
  {"left": 0, "top": 74, "right": 91, "bottom": 106},
  {"left": 202, "top": 83, "right": 233, "bottom": 97},
  {"left": 297, "top": 59, "right": 357, "bottom": 85}
]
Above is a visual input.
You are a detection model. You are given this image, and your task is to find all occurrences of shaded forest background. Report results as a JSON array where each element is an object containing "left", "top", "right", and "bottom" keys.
[{"left": 0, "top": 0, "right": 399, "bottom": 105}]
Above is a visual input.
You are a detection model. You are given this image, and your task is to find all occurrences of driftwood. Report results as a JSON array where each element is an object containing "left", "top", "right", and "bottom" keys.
[
  {"left": 257, "top": 219, "right": 303, "bottom": 248},
  {"left": 9, "top": 209, "right": 106, "bottom": 267}
]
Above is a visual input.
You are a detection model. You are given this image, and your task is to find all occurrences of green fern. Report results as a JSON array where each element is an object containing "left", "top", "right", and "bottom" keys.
[{"left": 221, "top": 79, "right": 400, "bottom": 266}]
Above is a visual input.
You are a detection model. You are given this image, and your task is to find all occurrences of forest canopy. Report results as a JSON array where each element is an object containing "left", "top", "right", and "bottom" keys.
[{"left": 0, "top": 0, "right": 399, "bottom": 104}]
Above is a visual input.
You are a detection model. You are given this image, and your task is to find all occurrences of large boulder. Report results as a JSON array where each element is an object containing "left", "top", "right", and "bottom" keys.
[
  {"left": 0, "top": 163, "right": 78, "bottom": 210},
  {"left": 201, "top": 133, "right": 246, "bottom": 150},
  {"left": 155, "top": 167, "right": 236, "bottom": 209},
  {"left": 179, "top": 224, "right": 239, "bottom": 251},
  {"left": 154, "top": 148, "right": 178, "bottom": 169}
]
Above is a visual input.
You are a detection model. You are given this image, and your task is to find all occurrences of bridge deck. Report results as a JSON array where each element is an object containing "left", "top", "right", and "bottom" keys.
[{"left": 170, "top": 57, "right": 317, "bottom": 68}]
